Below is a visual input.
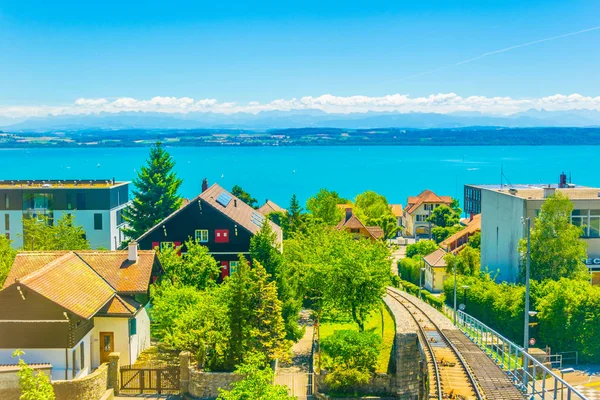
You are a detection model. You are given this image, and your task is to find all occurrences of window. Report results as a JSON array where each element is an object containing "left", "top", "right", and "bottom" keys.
[
  {"left": 66, "top": 193, "right": 73, "bottom": 210},
  {"left": 129, "top": 318, "right": 137, "bottom": 336},
  {"left": 161, "top": 242, "right": 174, "bottom": 251},
  {"left": 416, "top": 214, "right": 428, "bottom": 222},
  {"left": 5, "top": 233, "right": 9, "bottom": 240},
  {"left": 4, "top": 194, "right": 8, "bottom": 209},
  {"left": 230, "top": 261, "right": 239, "bottom": 274},
  {"left": 350, "top": 228, "right": 360, "bottom": 233},
  {"left": 215, "top": 229, "right": 229, "bottom": 243},
  {"left": 76, "top": 193, "right": 86, "bottom": 210},
  {"left": 22, "top": 193, "right": 53, "bottom": 210},
  {"left": 80, "top": 342, "right": 85, "bottom": 372},
  {"left": 4, "top": 214, "right": 8, "bottom": 231},
  {"left": 195, "top": 229, "right": 209, "bottom": 243},
  {"left": 94, "top": 213, "right": 103, "bottom": 230}
]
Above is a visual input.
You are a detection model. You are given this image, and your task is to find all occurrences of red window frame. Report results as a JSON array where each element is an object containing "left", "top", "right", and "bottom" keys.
[
  {"left": 220, "top": 261, "right": 230, "bottom": 280},
  {"left": 215, "top": 229, "right": 229, "bottom": 243}
]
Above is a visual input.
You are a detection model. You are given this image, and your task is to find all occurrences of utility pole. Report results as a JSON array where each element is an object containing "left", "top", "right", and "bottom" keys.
[
  {"left": 453, "top": 266, "right": 457, "bottom": 325},
  {"left": 524, "top": 217, "right": 531, "bottom": 353}
]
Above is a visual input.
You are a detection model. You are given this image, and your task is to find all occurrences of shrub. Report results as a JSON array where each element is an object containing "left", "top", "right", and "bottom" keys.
[
  {"left": 321, "top": 330, "right": 381, "bottom": 393},
  {"left": 406, "top": 240, "right": 438, "bottom": 258}
]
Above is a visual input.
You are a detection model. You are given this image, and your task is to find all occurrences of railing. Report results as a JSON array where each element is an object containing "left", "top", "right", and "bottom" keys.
[
  {"left": 559, "top": 351, "right": 579, "bottom": 366},
  {"left": 457, "top": 310, "right": 587, "bottom": 400}
]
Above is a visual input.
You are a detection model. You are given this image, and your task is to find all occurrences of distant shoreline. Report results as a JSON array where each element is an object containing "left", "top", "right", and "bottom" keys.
[{"left": 2, "top": 126, "right": 600, "bottom": 148}]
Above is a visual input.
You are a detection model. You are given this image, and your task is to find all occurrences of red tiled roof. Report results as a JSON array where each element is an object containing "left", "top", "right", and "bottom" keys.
[
  {"left": 405, "top": 189, "right": 453, "bottom": 214},
  {"left": 366, "top": 226, "right": 384, "bottom": 239},
  {"left": 97, "top": 295, "right": 141, "bottom": 316},
  {"left": 390, "top": 204, "right": 403, "bottom": 217},
  {"left": 257, "top": 200, "right": 287, "bottom": 216},
  {"left": 16, "top": 253, "right": 115, "bottom": 319},
  {"left": 4, "top": 251, "right": 159, "bottom": 294},
  {"left": 441, "top": 214, "right": 481, "bottom": 250},
  {"left": 336, "top": 212, "right": 380, "bottom": 240}
]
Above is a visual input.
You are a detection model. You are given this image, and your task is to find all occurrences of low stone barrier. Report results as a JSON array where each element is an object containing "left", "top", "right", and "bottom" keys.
[
  {"left": 52, "top": 363, "right": 108, "bottom": 400},
  {"left": 187, "top": 368, "right": 241, "bottom": 399}
]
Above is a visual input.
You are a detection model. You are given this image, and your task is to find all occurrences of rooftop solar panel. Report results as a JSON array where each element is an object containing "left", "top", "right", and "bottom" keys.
[
  {"left": 250, "top": 212, "right": 265, "bottom": 226},
  {"left": 216, "top": 192, "right": 232, "bottom": 207}
]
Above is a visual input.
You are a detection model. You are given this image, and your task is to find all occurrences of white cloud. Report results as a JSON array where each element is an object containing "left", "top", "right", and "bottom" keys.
[{"left": 2, "top": 93, "right": 600, "bottom": 118}]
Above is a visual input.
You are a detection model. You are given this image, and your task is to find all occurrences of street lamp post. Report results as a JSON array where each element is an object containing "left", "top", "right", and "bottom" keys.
[
  {"left": 419, "top": 265, "right": 426, "bottom": 300},
  {"left": 523, "top": 217, "right": 532, "bottom": 353},
  {"left": 453, "top": 266, "right": 457, "bottom": 325}
]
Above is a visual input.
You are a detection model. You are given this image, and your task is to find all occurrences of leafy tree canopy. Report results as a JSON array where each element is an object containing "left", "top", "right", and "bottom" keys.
[
  {"left": 444, "top": 246, "right": 481, "bottom": 276},
  {"left": 13, "top": 350, "right": 55, "bottom": 400},
  {"left": 306, "top": 189, "right": 346, "bottom": 226},
  {"left": 467, "top": 231, "right": 481, "bottom": 250},
  {"left": 354, "top": 191, "right": 399, "bottom": 239},
  {"left": 21, "top": 214, "right": 90, "bottom": 251},
  {"left": 158, "top": 239, "right": 220, "bottom": 290},
  {"left": 518, "top": 191, "right": 588, "bottom": 281},
  {"left": 217, "top": 353, "right": 294, "bottom": 400},
  {"left": 427, "top": 205, "right": 460, "bottom": 228},
  {"left": 0, "top": 235, "right": 16, "bottom": 287},
  {"left": 231, "top": 185, "right": 258, "bottom": 209},
  {"left": 406, "top": 239, "right": 438, "bottom": 258},
  {"left": 122, "top": 142, "right": 183, "bottom": 239}
]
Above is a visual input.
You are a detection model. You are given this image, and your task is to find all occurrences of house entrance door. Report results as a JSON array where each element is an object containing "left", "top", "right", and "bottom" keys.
[{"left": 100, "top": 332, "right": 114, "bottom": 364}]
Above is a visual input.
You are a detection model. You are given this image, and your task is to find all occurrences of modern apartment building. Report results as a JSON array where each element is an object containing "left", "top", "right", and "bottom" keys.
[
  {"left": 0, "top": 179, "right": 130, "bottom": 250},
  {"left": 466, "top": 173, "right": 600, "bottom": 283}
]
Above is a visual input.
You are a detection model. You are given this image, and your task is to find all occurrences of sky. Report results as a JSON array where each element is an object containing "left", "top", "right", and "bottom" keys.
[{"left": 0, "top": 0, "right": 599, "bottom": 118}]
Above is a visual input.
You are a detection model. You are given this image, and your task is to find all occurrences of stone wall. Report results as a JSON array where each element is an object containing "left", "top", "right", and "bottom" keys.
[
  {"left": 187, "top": 368, "right": 242, "bottom": 399},
  {"left": 383, "top": 293, "right": 423, "bottom": 400},
  {"left": 52, "top": 362, "right": 108, "bottom": 400},
  {"left": 0, "top": 364, "right": 52, "bottom": 400}
]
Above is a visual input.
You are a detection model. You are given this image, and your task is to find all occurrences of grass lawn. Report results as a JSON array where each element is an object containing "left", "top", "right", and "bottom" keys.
[{"left": 319, "top": 302, "right": 395, "bottom": 373}]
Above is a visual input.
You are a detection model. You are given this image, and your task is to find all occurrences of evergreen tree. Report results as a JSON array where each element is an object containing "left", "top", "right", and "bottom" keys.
[
  {"left": 231, "top": 185, "right": 258, "bottom": 208},
  {"left": 226, "top": 256, "right": 255, "bottom": 368},
  {"left": 122, "top": 142, "right": 183, "bottom": 239},
  {"left": 250, "top": 222, "right": 303, "bottom": 341},
  {"left": 287, "top": 194, "right": 304, "bottom": 235}
]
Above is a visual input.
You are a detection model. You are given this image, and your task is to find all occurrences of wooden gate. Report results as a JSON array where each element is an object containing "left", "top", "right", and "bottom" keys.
[{"left": 120, "top": 363, "right": 180, "bottom": 395}]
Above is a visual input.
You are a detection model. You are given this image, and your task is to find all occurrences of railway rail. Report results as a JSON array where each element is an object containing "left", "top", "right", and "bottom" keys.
[{"left": 387, "top": 288, "right": 484, "bottom": 400}]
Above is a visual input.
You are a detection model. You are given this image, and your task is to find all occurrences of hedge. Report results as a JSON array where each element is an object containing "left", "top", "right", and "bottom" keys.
[{"left": 394, "top": 278, "right": 444, "bottom": 311}]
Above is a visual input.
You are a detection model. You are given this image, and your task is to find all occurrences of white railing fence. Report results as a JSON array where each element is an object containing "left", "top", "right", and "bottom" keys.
[{"left": 457, "top": 310, "right": 587, "bottom": 400}]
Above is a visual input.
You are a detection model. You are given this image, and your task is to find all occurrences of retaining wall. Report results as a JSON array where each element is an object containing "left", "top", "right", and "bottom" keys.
[
  {"left": 187, "top": 368, "right": 241, "bottom": 399},
  {"left": 52, "top": 362, "right": 108, "bottom": 400}
]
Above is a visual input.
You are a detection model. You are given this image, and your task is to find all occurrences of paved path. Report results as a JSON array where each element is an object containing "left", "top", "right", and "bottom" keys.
[{"left": 275, "top": 310, "right": 314, "bottom": 398}]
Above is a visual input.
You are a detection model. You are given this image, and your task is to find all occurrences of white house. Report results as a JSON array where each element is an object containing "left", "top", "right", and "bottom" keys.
[{"left": 0, "top": 243, "right": 161, "bottom": 380}]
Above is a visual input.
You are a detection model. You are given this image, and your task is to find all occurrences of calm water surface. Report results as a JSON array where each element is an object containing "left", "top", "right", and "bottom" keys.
[{"left": 0, "top": 146, "right": 595, "bottom": 207}]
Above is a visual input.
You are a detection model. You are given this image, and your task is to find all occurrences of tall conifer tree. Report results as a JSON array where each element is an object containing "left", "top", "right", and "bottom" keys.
[{"left": 123, "top": 142, "right": 183, "bottom": 239}]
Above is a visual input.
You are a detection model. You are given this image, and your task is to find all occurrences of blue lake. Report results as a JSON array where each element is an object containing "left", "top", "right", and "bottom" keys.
[{"left": 0, "top": 146, "right": 594, "bottom": 207}]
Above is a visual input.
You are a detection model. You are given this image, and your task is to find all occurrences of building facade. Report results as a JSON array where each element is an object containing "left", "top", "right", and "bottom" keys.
[
  {"left": 0, "top": 244, "right": 161, "bottom": 380},
  {"left": 423, "top": 248, "right": 448, "bottom": 293},
  {"left": 471, "top": 175, "right": 600, "bottom": 283},
  {"left": 403, "top": 189, "right": 453, "bottom": 238},
  {"left": 136, "top": 182, "right": 282, "bottom": 280},
  {"left": 0, "top": 180, "right": 130, "bottom": 250}
]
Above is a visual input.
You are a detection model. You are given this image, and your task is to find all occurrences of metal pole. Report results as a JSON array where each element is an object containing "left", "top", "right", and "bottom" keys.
[
  {"left": 453, "top": 266, "right": 457, "bottom": 325},
  {"left": 524, "top": 217, "right": 531, "bottom": 352},
  {"left": 419, "top": 264, "right": 423, "bottom": 300},
  {"left": 523, "top": 217, "right": 531, "bottom": 391}
]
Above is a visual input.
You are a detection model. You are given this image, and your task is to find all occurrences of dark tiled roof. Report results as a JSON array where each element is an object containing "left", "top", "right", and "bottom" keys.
[
  {"left": 137, "top": 183, "right": 283, "bottom": 244},
  {"left": 97, "top": 295, "right": 141, "bottom": 316},
  {"left": 366, "top": 226, "right": 385, "bottom": 239},
  {"left": 423, "top": 248, "right": 447, "bottom": 268}
]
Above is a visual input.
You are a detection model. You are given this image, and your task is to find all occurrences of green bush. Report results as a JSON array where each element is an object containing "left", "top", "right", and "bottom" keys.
[
  {"left": 444, "top": 275, "right": 600, "bottom": 362},
  {"left": 398, "top": 257, "right": 423, "bottom": 285},
  {"left": 321, "top": 330, "right": 381, "bottom": 393}
]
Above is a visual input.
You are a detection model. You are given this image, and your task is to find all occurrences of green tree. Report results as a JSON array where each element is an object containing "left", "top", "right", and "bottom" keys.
[
  {"left": 431, "top": 225, "right": 461, "bottom": 243},
  {"left": 21, "top": 214, "right": 90, "bottom": 251},
  {"left": 450, "top": 198, "right": 462, "bottom": 215},
  {"left": 406, "top": 239, "right": 438, "bottom": 258},
  {"left": 519, "top": 192, "right": 588, "bottom": 281},
  {"left": 398, "top": 256, "right": 423, "bottom": 285},
  {"left": 286, "top": 194, "right": 305, "bottom": 237},
  {"left": 12, "top": 350, "right": 55, "bottom": 400},
  {"left": 0, "top": 235, "right": 17, "bottom": 287},
  {"left": 354, "top": 191, "right": 399, "bottom": 240},
  {"left": 427, "top": 205, "right": 459, "bottom": 228},
  {"left": 122, "top": 142, "right": 183, "bottom": 239},
  {"left": 158, "top": 240, "right": 220, "bottom": 289},
  {"left": 306, "top": 189, "right": 345, "bottom": 226},
  {"left": 231, "top": 185, "right": 258, "bottom": 209},
  {"left": 467, "top": 231, "right": 481, "bottom": 250},
  {"left": 250, "top": 222, "right": 303, "bottom": 341},
  {"left": 444, "top": 246, "right": 481, "bottom": 276},
  {"left": 217, "top": 353, "right": 294, "bottom": 400}
]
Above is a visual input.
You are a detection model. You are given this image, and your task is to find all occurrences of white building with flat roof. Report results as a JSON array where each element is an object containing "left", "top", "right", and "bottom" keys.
[{"left": 466, "top": 174, "right": 600, "bottom": 283}]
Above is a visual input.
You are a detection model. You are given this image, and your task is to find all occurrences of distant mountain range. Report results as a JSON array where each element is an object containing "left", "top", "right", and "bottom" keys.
[{"left": 2, "top": 108, "right": 600, "bottom": 132}]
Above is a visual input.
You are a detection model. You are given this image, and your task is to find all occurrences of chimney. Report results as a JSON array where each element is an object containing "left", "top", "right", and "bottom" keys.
[
  {"left": 201, "top": 178, "right": 208, "bottom": 193},
  {"left": 345, "top": 208, "right": 353, "bottom": 222},
  {"left": 559, "top": 172, "right": 567, "bottom": 188},
  {"left": 543, "top": 186, "right": 556, "bottom": 199},
  {"left": 234, "top": 199, "right": 237, "bottom": 207},
  {"left": 128, "top": 241, "right": 138, "bottom": 262}
]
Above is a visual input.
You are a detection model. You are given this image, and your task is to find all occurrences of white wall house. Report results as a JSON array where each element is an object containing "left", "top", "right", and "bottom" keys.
[{"left": 0, "top": 244, "right": 160, "bottom": 381}]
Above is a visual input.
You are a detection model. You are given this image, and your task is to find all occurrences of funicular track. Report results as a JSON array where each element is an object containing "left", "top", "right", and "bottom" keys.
[{"left": 387, "top": 288, "right": 484, "bottom": 400}]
